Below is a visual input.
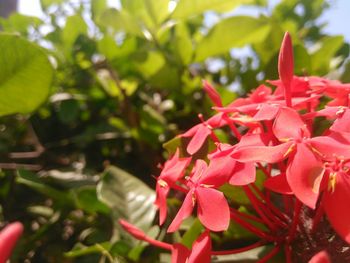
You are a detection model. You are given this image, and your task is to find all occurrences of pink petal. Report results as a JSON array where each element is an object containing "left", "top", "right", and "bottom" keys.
[
  {"left": 286, "top": 143, "right": 324, "bottom": 209},
  {"left": 331, "top": 108, "right": 350, "bottom": 133},
  {"left": 278, "top": 32, "right": 294, "bottom": 91},
  {"left": 155, "top": 183, "right": 170, "bottom": 225},
  {"left": 191, "top": 159, "right": 208, "bottom": 183},
  {"left": 238, "top": 133, "right": 270, "bottom": 147},
  {"left": 168, "top": 190, "right": 195, "bottom": 233},
  {"left": 232, "top": 142, "right": 294, "bottom": 163},
  {"left": 324, "top": 174, "right": 350, "bottom": 244},
  {"left": 201, "top": 155, "right": 235, "bottom": 186},
  {"left": 309, "top": 136, "right": 350, "bottom": 159},
  {"left": 308, "top": 250, "right": 331, "bottom": 263},
  {"left": 171, "top": 243, "right": 191, "bottom": 263},
  {"left": 0, "top": 222, "right": 23, "bottom": 263},
  {"left": 207, "top": 113, "right": 226, "bottom": 128},
  {"left": 203, "top": 80, "right": 223, "bottom": 107},
  {"left": 273, "top": 107, "right": 310, "bottom": 140},
  {"left": 161, "top": 148, "right": 191, "bottom": 182},
  {"left": 229, "top": 162, "right": 256, "bottom": 185},
  {"left": 253, "top": 104, "right": 280, "bottom": 121},
  {"left": 188, "top": 231, "right": 212, "bottom": 263},
  {"left": 186, "top": 124, "right": 211, "bottom": 155},
  {"left": 264, "top": 173, "right": 293, "bottom": 194},
  {"left": 196, "top": 187, "right": 230, "bottom": 232}
]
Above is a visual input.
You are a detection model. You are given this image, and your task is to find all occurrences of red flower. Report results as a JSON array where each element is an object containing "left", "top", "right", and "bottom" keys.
[
  {"left": 233, "top": 107, "right": 350, "bottom": 208},
  {"left": 308, "top": 250, "right": 331, "bottom": 263},
  {"left": 171, "top": 231, "right": 212, "bottom": 263},
  {"left": 0, "top": 222, "right": 23, "bottom": 263},
  {"left": 167, "top": 159, "right": 230, "bottom": 232},
  {"left": 155, "top": 148, "right": 191, "bottom": 225}
]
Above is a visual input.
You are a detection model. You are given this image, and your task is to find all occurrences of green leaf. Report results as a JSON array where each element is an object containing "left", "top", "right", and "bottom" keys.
[
  {"left": 91, "top": 0, "right": 107, "bottom": 20},
  {"left": 121, "top": 0, "right": 169, "bottom": 28},
  {"left": 136, "top": 51, "right": 166, "bottom": 77},
  {"left": 163, "top": 136, "right": 183, "bottom": 155},
  {"left": 64, "top": 242, "right": 112, "bottom": 258},
  {"left": 40, "top": 0, "right": 64, "bottom": 9},
  {"left": 294, "top": 44, "right": 311, "bottom": 75},
  {"left": 195, "top": 16, "right": 270, "bottom": 61},
  {"left": 174, "top": 22, "right": 193, "bottom": 65},
  {"left": 0, "top": 13, "right": 42, "bottom": 34},
  {"left": 16, "top": 170, "right": 72, "bottom": 203},
  {"left": 97, "top": 166, "right": 156, "bottom": 233},
  {"left": 57, "top": 99, "right": 80, "bottom": 124},
  {"left": 172, "top": 0, "right": 265, "bottom": 19},
  {"left": 220, "top": 170, "right": 266, "bottom": 205},
  {"left": 181, "top": 219, "right": 204, "bottom": 248},
  {"left": 311, "top": 36, "right": 344, "bottom": 75},
  {"left": 73, "top": 186, "right": 110, "bottom": 214},
  {"left": 98, "top": 8, "right": 143, "bottom": 36},
  {"left": 341, "top": 60, "right": 350, "bottom": 83},
  {"left": 62, "top": 15, "right": 87, "bottom": 50},
  {"left": 0, "top": 34, "right": 53, "bottom": 116}
]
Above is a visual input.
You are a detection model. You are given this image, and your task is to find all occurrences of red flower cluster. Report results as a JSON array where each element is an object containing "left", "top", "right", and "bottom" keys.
[{"left": 120, "top": 33, "right": 350, "bottom": 262}]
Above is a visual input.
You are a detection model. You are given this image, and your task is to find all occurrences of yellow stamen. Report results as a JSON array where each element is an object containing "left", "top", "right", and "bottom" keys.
[
  {"left": 158, "top": 179, "right": 168, "bottom": 188},
  {"left": 328, "top": 172, "right": 337, "bottom": 193}
]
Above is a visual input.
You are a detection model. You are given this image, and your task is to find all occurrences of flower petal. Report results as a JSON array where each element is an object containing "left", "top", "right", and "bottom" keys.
[
  {"left": 186, "top": 124, "right": 211, "bottom": 155},
  {"left": 155, "top": 183, "right": 170, "bottom": 225},
  {"left": 264, "top": 173, "right": 293, "bottom": 194},
  {"left": 188, "top": 231, "right": 212, "bottom": 263},
  {"left": 171, "top": 243, "right": 191, "bottom": 263},
  {"left": 286, "top": 143, "right": 324, "bottom": 209},
  {"left": 168, "top": 190, "right": 195, "bottom": 233},
  {"left": 232, "top": 142, "right": 293, "bottom": 163},
  {"left": 278, "top": 32, "right": 294, "bottom": 90},
  {"left": 0, "top": 222, "right": 23, "bottom": 263},
  {"left": 309, "top": 136, "right": 350, "bottom": 159},
  {"left": 229, "top": 162, "right": 256, "bottom": 186},
  {"left": 203, "top": 80, "right": 222, "bottom": 107},
  {"left": 196, "top": 187, "right": 230, "bottom": 232},
  {"left": 273, "top": 107, "right": 309, "bottom": 140},
  {"left": 201, "top": 155, "right": 235, "bottom": 186},
  {"left": 308, "top": 250, "right": 331, "bottom": 263},
  {"left": 253, "top": 104, "right": 280, "bottom": 121},
  {"left": 324, "top": 174, "right": 350, "bottom": 244}
]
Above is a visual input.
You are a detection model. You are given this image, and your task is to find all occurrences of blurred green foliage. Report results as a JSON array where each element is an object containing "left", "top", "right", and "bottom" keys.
[{"left": 0, "top": 0, "right": 349, "bottom": 261}]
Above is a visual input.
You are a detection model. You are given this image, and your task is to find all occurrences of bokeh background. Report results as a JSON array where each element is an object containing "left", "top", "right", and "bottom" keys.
[{"left": 0, "top": 0, "right": 349, "bottom": 262}]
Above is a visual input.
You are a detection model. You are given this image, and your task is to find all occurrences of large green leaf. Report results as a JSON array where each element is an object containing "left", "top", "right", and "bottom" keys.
[
  {"left": 195, "top": 16, "right": 270, "bottom": 61},
  {"left": 310, "top": 36, "right": 344, "bottom": 75},
  {"left": 40, "top": 0, "right": 64, "bottom": 9},
  {"left": 98, "top": 8, "right": 143, "bottom": 37},
  {"left": 172, "top": 0, "right": 266, "bottom": 19},
  {"left": 62, "top": 15, "right": 88, "bottom": 50},
  {"left": 97, "top": 166, "right": 156, "bottom": 234},
  {"left": 0, "top": 34, "right": 53, "bottom": 116}
]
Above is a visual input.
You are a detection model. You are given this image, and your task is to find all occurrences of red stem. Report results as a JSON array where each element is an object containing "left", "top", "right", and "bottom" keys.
[
  {"left": 257, "top": 245, "right": 281, "bottom": 263},
  {"left": 230, "top": 207, "right": 265, "bottom": 224},
  {"left": 230, "top": 211, "right": 277, "bottom": 241},
  {"left": 242, "top": 186, "right": 280, "bottom": 231},
  {"left": 224, "top": 114, "right": 242, "bottom": 139},
  {"left": 288, "top": 199, "right": 302, "bottom": 242},
  {"left": 285, "top": 244, "right": 292, "bottom": 263},
  {"left": 142, "top": 236, "right": 172, "bottom": 251},
  {"left": 250, "top": 184, "right": 288, "bottom": 223}
]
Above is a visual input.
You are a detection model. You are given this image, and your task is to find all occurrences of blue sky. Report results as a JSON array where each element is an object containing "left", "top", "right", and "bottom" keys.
[{"left": 18, "top": 0, "right": 350, "bottom": 42}]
